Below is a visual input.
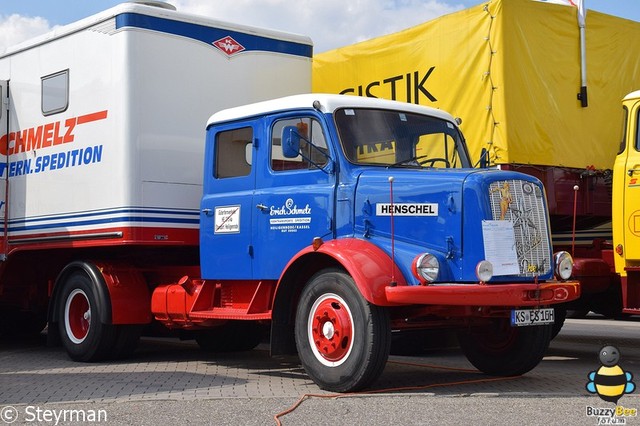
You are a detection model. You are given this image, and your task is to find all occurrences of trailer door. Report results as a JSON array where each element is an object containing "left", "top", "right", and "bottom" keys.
[{"left": 0, "top": 80, "right": 7, "bottom": 258}]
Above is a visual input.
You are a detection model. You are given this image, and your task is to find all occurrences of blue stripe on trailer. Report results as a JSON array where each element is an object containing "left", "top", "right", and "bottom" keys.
[{"left": 116, "top": 13, "right": 313, "bottom": 58}]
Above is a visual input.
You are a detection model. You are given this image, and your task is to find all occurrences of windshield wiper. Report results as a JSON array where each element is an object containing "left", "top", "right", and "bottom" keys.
[
  {"left": 391, "top": 155, "right": 452, "bottom": 168},
  {"left": 390, "top": 155, "right": 431, "bottom": 168}
]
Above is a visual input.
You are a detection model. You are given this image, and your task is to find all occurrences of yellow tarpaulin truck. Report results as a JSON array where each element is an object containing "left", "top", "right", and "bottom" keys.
[{"left": 313, "top": 0, "right": 640, "bottom": 321}]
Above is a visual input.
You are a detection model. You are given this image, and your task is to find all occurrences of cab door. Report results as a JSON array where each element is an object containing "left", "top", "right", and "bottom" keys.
[
  {"left": 252, "top": 113, "right": 336, "bottom": 279},
  {"left": 622, "top": 99, "right": 640, "bottom": 262},
  {"left": 0, "top": 80, "right": 8, "bottom": 258},
  {"left": 200, "top": 123, "right": 256, "bottom": 279}
]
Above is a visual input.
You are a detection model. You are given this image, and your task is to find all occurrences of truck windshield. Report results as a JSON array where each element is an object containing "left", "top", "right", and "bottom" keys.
[{"left": 334, "top": 108, "right": 471, "bottom": 169}]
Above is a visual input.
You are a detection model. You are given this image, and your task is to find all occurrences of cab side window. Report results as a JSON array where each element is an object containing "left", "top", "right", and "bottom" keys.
[
  {"left": 271, "top": 117, "right": 328, "bottom": 171},
  {"left": 215, "top": 127, "right": 253, "bottom": 178}
]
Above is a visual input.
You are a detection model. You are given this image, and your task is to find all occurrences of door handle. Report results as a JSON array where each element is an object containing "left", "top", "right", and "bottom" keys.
[
  {"left": 628, "top": 169, "right": 640, "bottom": 176},
  {"left": 201, "top": 208, "right": 213, "bottom": 216},
  {"left": 256, "top": 203, "right": 269, "bottom": 211}
]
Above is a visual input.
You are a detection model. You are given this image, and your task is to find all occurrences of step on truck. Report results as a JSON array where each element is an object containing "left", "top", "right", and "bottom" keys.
[{"left": 0, "top": 2, "right": 579, "bottom": 392}]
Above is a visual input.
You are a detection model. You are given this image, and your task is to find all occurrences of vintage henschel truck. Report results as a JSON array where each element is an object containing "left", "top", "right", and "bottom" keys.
[{"left": 0, "top": 1, "right": 578, "bottom": 393}]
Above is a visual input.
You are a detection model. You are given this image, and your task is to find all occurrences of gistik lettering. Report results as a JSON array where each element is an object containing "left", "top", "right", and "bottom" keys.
[{"left": 339, "top": 68, "right": 437, "bottom": 104}]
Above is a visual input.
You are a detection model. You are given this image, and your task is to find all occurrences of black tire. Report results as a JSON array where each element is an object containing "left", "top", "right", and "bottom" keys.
[
  {"left": 551, "top": 307, "right": 567, "bottom": 340},
  {"left": 592, "top": 288, "right": 624, "bottom": 319},
  {"left": 57, "top": 271, "right": 117, "bottom": 362},
  {"left": 457, "top": 319, "right": 552, "bottom": 376},
  {"left": 111, "top": 325, "right": 143, "bottom": 359},
  {"left": 196, "top": 321, "right": 265, "bottom": 352},
  {"left": 294, "top": 269, "right": 391, "bottom": 393},
  {"left": 566, "top": 309, "right": 590, "bottom": 319}
]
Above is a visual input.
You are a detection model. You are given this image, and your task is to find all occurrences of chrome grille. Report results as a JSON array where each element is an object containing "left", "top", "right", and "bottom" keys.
[{"left": 487, "top": 180, "right": 551, "bottom": 276}]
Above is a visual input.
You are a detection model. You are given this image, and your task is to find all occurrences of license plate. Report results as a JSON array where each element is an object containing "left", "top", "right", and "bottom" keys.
[{"left": 510, "top": 308, "right": 555, "bottom": 327}]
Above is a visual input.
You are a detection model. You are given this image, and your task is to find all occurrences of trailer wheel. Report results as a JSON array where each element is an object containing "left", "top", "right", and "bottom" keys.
[
  {"left": 58, "top": 271, "right": 117, "bottom": 361},
  {"left": 295, "top": 269, "right": 390, "bottom": 392},
  {"left": 457, "top": 319, "right": 552, "bottom": 376},
  {"left": 195, "top": 321, "right": 265, "bottom": 352}
]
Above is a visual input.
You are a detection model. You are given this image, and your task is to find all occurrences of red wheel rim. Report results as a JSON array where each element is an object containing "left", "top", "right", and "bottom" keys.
[
  {"left": 308, "top": 293, "right": 354, "bottom": 366},
  {"left": 65, "top": 289, "right": 91, "bottom": 344}
]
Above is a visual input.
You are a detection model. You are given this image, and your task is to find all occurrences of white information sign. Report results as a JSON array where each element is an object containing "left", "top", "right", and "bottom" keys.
[
  {"left": 214, "top": 205, "right": 240, "bottom": 234},
  {"left": 481, "top": 220, "right": 519, "bottom": 276}
]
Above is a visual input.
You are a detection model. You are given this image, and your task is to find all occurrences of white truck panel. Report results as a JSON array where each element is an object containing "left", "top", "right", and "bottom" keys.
[{"left": 0, "top": 2, "right": 312, "bottom": 246}]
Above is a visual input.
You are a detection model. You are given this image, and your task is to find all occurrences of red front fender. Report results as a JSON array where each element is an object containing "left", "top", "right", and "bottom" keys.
[{"left": 280, "top": 238, "right": 405, "bottom": 306}]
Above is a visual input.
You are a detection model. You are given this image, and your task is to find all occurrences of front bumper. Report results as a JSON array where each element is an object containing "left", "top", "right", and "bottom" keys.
[{"left": 385, "top": 281, "right": 580, "bottom": 306}]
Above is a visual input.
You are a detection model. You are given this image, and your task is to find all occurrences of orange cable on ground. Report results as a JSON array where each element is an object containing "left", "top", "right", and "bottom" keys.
[
  {"left": 273, "top": 374, "right": 522, "bottom": 425},
  {"left": 386, "top": 359, "right": 478, "bottom": 372}
]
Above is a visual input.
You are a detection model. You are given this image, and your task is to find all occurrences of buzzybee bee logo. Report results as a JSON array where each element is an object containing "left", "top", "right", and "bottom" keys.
[
  {"left": 587, "top": 345, "right": 635, "bottom": 403},
  {"left": 585, "top": 345, "right": 637, "bottom": 424}
]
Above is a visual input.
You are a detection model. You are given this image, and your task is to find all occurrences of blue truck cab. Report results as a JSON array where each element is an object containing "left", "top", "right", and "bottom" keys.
[{"left": 200, "top": 94, "right": 580, "bottom": 392}]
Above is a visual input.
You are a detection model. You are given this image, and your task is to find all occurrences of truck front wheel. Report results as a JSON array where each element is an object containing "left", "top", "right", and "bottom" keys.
[
  {"left": 58, "top": 271, "right": 117, "bottom": 361},
  {"left": 457, "top": 319, "right": 552, "bottom": 376},
  {"left": 294, "top": 269, "right": 391, "bottom": 392}
]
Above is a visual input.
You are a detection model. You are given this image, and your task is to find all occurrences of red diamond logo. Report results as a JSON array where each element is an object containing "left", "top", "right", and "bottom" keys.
[{"left": 212, "top": 36, "right": 245, "bottom": 57}]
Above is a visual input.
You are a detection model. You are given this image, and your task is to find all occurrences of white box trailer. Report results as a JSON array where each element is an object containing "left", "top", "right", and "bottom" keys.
[{"left": 0, "top": 1, "right": 311, "bottom": 335}]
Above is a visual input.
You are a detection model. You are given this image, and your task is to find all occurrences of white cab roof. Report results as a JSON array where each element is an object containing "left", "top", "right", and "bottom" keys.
[{"left": 207, "top": 93, "right": 457, "bottom": 127}]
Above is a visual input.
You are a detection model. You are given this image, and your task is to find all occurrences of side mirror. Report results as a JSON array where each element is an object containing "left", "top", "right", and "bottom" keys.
[{"left": 282, "top": 126, "right": 301, "bottom": 158}]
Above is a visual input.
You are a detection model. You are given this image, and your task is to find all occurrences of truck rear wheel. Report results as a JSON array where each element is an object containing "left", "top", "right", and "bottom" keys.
[
  {"left": 294, "top": 269, "right": 390, "bottom": 392},
  {"left": 58, "top": 271, "right": 117, "bottom": 361},
  {"left": 457, "top": 319, "right": 552, "bottom": 376}
]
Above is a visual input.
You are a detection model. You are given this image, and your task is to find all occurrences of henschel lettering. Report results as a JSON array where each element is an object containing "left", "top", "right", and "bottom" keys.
[{"left": 376, "top": 203, "right": 438, "bottom": 216}]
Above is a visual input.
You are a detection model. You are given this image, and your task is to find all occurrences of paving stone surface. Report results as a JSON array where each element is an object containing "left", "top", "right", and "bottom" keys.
[{"left": 0, "top": 317, "right": 638, "bottom": 425}]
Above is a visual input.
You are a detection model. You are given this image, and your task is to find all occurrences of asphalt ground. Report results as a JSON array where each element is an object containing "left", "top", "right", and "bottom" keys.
[{"left": 1, "top": 317, "right": 639, "bottom": 425}]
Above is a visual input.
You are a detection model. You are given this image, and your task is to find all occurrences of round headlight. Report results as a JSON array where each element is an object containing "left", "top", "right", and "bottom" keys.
[
  {"left": 475, "top": 260, "right": 494, "bottom": 283},
  {"left": 554, "top": 251, "right": 574, "bottom": 280},
  {"left": 414, "top": 253, "right": 440, "bottom": 283}
]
